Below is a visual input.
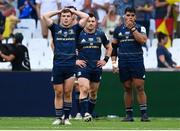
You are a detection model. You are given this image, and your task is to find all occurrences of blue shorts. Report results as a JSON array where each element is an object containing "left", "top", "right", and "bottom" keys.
[
  {"left": 118, "top": 61, "right": 145, "bottom": 82},
  {"left": 51, "top": 66, "right": 76, "bottom": 84},
  {"left": 76, "top": 66, "right": 102, "bottom": 82}
]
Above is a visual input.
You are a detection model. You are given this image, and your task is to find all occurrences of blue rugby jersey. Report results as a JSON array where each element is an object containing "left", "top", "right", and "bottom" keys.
[
  {"left": 77, "top": 29, "right": 109, "bottom": 68},
  {"left": 113, "top": 24, "right": 146, "bottom": 62},
  {"left": 49, "top": 23, "right": 83, "bottom": 66}
]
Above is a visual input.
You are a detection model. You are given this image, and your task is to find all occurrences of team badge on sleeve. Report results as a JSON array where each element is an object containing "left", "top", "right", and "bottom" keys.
[{"left": 141, "top": 26, "right": 146, "bottom": 34}]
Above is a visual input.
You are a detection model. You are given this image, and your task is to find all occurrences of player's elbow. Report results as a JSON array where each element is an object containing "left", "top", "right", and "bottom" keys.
[{"left": 139, "top": 36, "right": 147, "bottom": 45}]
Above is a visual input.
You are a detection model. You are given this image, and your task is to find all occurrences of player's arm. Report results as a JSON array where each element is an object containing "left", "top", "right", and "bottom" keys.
[
  {"left": 70, "top": 9, "right": 89, "bottom": 27},
  {"left": 0, "top": 51, "right": 15, "bottom": 62},
  {"left": 131, "top": 26, "right": 147, "bottom": 45},
  {"left": 126, "top": 19, "right": 147, "bottom": 45},
  {"left": 42, "top": 10, "right": 61, "bottom": 27},
  {"left": 111, "top": 39, "right": 118, "bottom": 73},
  {"left": 97, "top": 32, "right": 112, "bottom": 67}
]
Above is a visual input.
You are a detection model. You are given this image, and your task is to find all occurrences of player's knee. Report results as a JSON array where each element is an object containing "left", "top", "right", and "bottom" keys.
[
  {"left": 135, "top": 85, "right": 144, "bottom": 92},
  {"left": 80, "top": 88, "right": 88, "bottom": 96},
  {"left": 79, "top": 84, "right": 89, "bottom": 96},
  {"left": 89, "top": 90, "right": 97, "bottom": 99},
  {"left": 55, "top": 90, "right": 63, "bottom": 98},
  {"left": 124, "top": 85, "right": 132, "bottom": 93}
]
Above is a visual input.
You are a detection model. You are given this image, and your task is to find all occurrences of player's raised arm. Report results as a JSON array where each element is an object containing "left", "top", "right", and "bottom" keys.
[
  {"left": 42, "top": 10, "right": 62, "bottom": 27},
  {"left": 69, "top": 8, "right": 89, "bottom": 27}
]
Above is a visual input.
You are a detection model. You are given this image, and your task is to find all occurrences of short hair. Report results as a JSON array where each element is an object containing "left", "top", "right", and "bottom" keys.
[
  {"left": 61, "top": 8, "right": 73, "bottom": 15},
  {"left": 88, "top": 13, "right": 96, "bottom": 19},
  {"left": 13, "top": 33, "right": 23, "bottom": 43},
  {"left": 65, "top": 6, "right": 77, "bottom": 10},
  {"left": 125, "top": 7, "right": 136, "bottom": 14},
  {"left": 157, "top": 32, "right": 167, "bottom": 42}
]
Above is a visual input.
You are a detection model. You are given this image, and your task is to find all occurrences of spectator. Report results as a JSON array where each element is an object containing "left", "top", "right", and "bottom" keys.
[
  {"left": 174, "top": 2, "right": 180, "bottom": 38},
  {"left": 2, "top": 14, "right": 20, "bottom": 39},
  {"left": 0, "top": 11, "right": 5, "bottom": 43},
  {"left": 36, "top": 0, "right": 60, "bottom": 38},
  {"left": 60, "top": 0, "right": 84, "bottom": 11},
  {"left": 18, "top": 0, "right": 37, "bottom": 20},
  {"left": 156, "top": 32, "right": 177, "bottom": 68},
  {"left": 0, "top": 0, "right": 16, "bottom": 17},
  {"left": 0, "top": 32, "right": 31, "bottom": 71},
  {"left": 91, "top": 0, "right": 109, "bottom": 24},
  {"left": 113, "top": 0, "right": 133, "bottom": 17},
  {"left": 134, "top": 0, "right": 154, "bottom": 37},
  {"left": 155, "top": 0, "right": 174, "bottom": 46},
  {"left": 101, "top": 4, "right": 121, "bottom": 42}
]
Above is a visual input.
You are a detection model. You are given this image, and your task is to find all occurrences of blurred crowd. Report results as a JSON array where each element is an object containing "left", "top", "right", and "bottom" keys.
[
  {"left": 0, "top": 0, "right": 180, "bottom": 41},
  {"left": 0, "top": 0, "right": 180, "bottom": 70}
]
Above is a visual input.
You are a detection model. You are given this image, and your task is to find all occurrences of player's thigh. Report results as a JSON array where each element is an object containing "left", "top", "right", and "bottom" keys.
[
  {"left": 132, "top": 78, "right": 145, "bottom": 92},
  {"left": 64, "top": 76, "right": 75, "bottom": 94},
  {"left": 78, "top": 77, "right": 90, "bottom": 92}
]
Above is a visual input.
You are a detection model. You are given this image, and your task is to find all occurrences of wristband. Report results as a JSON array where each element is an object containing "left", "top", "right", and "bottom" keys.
[
  {"left": 103, "top": 56, "right": 109, "bottom": 63},
  {"left": 131, "top": 27, "right": 137, "bottom": 32}
]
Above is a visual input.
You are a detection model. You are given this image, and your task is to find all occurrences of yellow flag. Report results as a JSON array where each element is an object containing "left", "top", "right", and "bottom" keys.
[
  {"left": 166, "top": 0, "right": 180, "bottom": 4},
  {"left": 157, "top": 20, "right": 171, "bottom": 48},
  {"left": 157, "top": 20, "right": 169, "bottom": 35},
  {"left": 165, "top": 36, "right": 171, "bottom": 48}
]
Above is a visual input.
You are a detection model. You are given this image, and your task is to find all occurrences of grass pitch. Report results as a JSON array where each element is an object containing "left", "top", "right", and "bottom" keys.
[{"left": 0, "top": 117, "right": 180, "bottom": 130}]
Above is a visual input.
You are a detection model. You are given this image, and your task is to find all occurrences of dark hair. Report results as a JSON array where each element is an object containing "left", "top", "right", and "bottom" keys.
[
  {"left": 157, "top": 32, "right": 167, "bottom": 42},
  {"left": 13, "top": 33, "right": 23, "bottom": 43},
  {"left": 61, "top": 8, "right": 73, "bottom": 15},
  {"left": 125, "top": 7, "right": 136, "bottom": 14},
  {"left": 88, "top": 13, "right": 96, "bottom": 18},
  {"left": 65, "top": 6, "right": 77, "bottom": 10}
]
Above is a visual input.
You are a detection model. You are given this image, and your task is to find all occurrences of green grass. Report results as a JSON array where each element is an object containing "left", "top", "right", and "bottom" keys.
[{"left": 0, "top": 117, "right": 180, "bottom": 130}]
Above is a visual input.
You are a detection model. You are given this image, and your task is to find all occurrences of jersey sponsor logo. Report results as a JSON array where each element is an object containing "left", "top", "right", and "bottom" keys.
[
  {"left": 125, "top": 31, "right": 130, "bottom": 35},
  {"left": 88, "top": 38, "right": 94, "bottom": 42}
]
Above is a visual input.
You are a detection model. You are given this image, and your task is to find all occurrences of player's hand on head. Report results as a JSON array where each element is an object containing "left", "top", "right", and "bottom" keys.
[
  {"left": 76, "top": 60, "right": 87, "bottom": 68},
  {"left": 97, "top": 60, "right": 106, "bottom": 68}
]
